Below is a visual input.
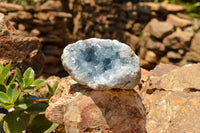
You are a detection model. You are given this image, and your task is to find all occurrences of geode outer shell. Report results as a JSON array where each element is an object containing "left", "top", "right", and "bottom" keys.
[{"left": 61, "top": 38, "right": 141, "bottom": 90}]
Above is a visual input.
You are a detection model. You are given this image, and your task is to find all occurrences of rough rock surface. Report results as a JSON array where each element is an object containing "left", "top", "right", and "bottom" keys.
[
  {"left": 163, "top": 29, "right": 193, "bottom": 50},
  {"left": 0, "top": 13, "right": 44, "bottom": 75},
  {"left": 190, "top": 33, "right": 200, "bottom": 54},
  {"left": 45, "top": 76, "right": 146, "bottom": 133},
  {"left": 146, "top": 38, "right": 166, "bottom": 55},
  {"left": 62, "top": 38, "right": 141, "bottom": 90},
  {"left": 140, "top": 63, "right": 200, "bottom": 133},
  {"left": 167, "top": 14, "right": 192, "bottom": 28},
  {"left": 148, "top": 19, "right": 174, "bottom": 39}
]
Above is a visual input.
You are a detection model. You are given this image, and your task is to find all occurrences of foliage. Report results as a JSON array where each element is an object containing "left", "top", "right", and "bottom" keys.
[{"left": 0, "top": 62, "right": 58, "bottom": 133}]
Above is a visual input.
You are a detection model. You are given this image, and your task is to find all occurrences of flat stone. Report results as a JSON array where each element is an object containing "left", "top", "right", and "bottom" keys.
[
  {"left": 148, "top": 19, "right": 174, "bottom": 39},
  {"left": 167, "top": 14, "right": 192, "bottom": 28},
  {"left": 166, "top": 51, "right": 182, "bottom": 60},
  {"left": 61, "top": 38, "right": 141, "bottom": 90}
]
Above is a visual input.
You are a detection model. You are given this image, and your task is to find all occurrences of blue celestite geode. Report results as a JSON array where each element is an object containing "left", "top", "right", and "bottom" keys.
[{"left": 61, "top": 38, "right": 141, "bottom": 90}]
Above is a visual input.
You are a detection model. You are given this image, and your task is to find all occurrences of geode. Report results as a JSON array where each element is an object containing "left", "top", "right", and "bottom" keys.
[{"left": 61, "top": 38, "right": 141, "bottom": 90}]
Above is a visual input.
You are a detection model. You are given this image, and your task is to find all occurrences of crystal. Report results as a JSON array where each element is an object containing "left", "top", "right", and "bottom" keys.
[{"left": 61, "top": 38, "right": 141, "bottom": 90}]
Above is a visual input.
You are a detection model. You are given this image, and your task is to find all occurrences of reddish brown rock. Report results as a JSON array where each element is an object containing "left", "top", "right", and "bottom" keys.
[
  {"left": 0, "top": 2, "right": 23, "bottom": 12},
  {"left": 46, "top": 77, "right": 146, "bottom": 133},
  {"left": 167, "top": 14, "right": 192, "bottom": 28},
  {"left": 146, "top": 37, "right": 166, "bottom": 54},
  {"left": 185, "top": 51, "right": 200, "bottom": 62},
  {"left": 145, "top": 51, "right": 157, "bottom": 63},
  {"left": 166, "top": 51, "right": 182, "bottom": 60},
  {"left": 136, "top": 2, "right": 186, "bottom": 13},
  {"left": 163, "top": 29, "right": 193, "bottom": 50},
  {"left": 0, "top": 13, "right": 44, "bottom": 75},
  {"left": 140, "top": 63, "right": 200, "bottom": 133},
  {"left": 146, "top": 63, "right": 200, "bottom": 92},
  {"left": 190, "top": 33, "right": 200, "bottom": 54},
  {"left": 148, "top": 19, "right": 174, "bottom": 39}
]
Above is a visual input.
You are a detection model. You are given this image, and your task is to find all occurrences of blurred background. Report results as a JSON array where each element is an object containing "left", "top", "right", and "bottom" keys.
[{"left": 0, "top": 0, "right": 200, "bottom": 78}]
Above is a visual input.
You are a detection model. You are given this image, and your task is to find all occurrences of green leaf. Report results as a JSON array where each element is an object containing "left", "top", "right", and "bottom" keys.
[
  {"left": 23, "top": 77, "right": 34, "bottom": 88},
  {"left": 25, "top": 103, "right": 48, "bottom": 114},
  {"left": 47, "top": 82, "right": 58, "bottom": 96},
  {"left": 0, "top": 84, "right": 6, "bottom": 93},
  {"left": 7, "top": 84, "right": 18, "bottom": 102},
  {"left": 30, "top": 80, "right": 46, "bottom": 88},
  {"left": 12, "top": 90, "right": 21, "bottom": 104},
  {"left": 26, "top": 95, "right": 49, "bottom": 103},
  {"left": 23, "top": 86, "right": 35, "bottom": 93},
  {"left": 0, "top": 102, "right": 14, "bottom": 110},
  {"left": 23, "top": 67, "right": 34, "bottom": 79},
  {"left": 16, "top": 68, "right": 23, "bottom": 84},
  {"left": 0, "top": 74, "right": 5, "bottom": 84},
  {"left": 0, "top": 92, "right": 10, "bottom": 104},
  {"left": 3, "top": 111, "right": 26, "bottom": 133},
  {"left": 1, "top": 62, "right": 11, "bottom": 77},
  {"left": 15, "top": 97, "right": 32, "bottom": 110},
  {"left": 0, "top": 119, "right": 4, "bottom": 133},
  {"left": 0, "top": 63, "right": 3, "bottom": 73},
  {"left": 7, "top": 73, "right": 17, "bottom": 88},
  {"left": 28, "top": 114, "right": 58, "bottom": 133},
  {"left": 3, "top": 104, "right": 14, "bottom": 110}
]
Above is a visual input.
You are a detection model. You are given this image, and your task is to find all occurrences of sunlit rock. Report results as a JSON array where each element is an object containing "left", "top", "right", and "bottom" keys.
[{"left": 61, "top": 38, "right": 141, "bottom": 90}]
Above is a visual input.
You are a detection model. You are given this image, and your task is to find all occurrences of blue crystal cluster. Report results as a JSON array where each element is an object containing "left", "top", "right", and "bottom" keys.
[{"left": 62, "top": 38, "right": 141, "bottom": 90}]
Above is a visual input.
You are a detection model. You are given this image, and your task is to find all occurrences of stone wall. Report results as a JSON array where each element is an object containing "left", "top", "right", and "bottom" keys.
[{"left": 1, "top": 0, "right": 200, "bottom": 76}]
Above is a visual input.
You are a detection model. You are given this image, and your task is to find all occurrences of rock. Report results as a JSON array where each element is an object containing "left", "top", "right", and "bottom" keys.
[
  {"left": 43, "top": 46, "right": 62, "bottom": 56},
  {"left": 43, "top": 65, "right": 63, "bottom": 75},
  {"left": 0, "top": 13, "right": 44, "bottom": 76},
  {"left": 46, "top": 76, "right": 146, "bottom": 133},
  {"left": 163, "top": 29, "right": 193, "bottom": 50},
  {"left": 145, "top": 51, "right": 157, "bottom": 63},
  {"left": 17, "top": 11, "right": 32, "bottom": 20},
  {"left": 185, "top": 52, "right": 200, "bottom": 62},
  {"left": 166, "top": 51, "right": 182, "bottom": 60},
  {"left": 146, "top": 37, "right": 166, "bottom": 54},
  {"left": 44, "top": 55, "right": 60, "bottom": 64},
  {"left": 62, "top": 38, "right": 141, "bottom": 90},
  {"left": 0, "top": 2, "right": 23, "bottom": 12},
  {"left": 190, "top": 33, "right": 200, "bottom": 54},
  {"left": 136, "top": 2, "right": 186, "bottom": 13},
  {"left": 141, "top": 63, "right": 200, "bottom": 133},
  {"left": 167, "top": 14, "right": 192, "bottom": 28},
  {"left": 140, "top": 59, "right": 156, "bottom": 70},
  {"left": 148, "top": 19, "right": 174, "bottom": 39},
  {"left": 113, "top": 31, "right": 139, "bottom": 51},
  {"left": 159, "top": 3, "right": 186, "bottom": 13},
  {"left": 145, "top": 63, "right": 200, "bottom": 92}
]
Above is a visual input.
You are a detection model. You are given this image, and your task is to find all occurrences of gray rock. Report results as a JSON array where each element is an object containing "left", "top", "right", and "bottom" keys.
[{"left": 61, "top": 38, "right": 141, "bottom": 90}]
